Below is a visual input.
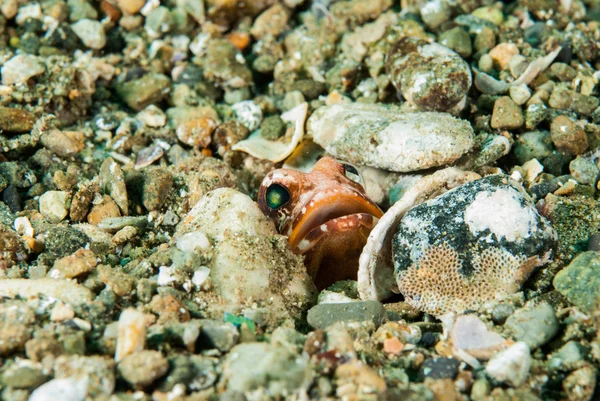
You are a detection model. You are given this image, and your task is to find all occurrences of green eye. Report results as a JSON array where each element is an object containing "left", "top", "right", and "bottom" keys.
[
  {"left": 266, "top": 184, "right": 290, "bottom": 209},
  {"left": 342, "top": 163, "right": 363, "bottom": 185}
]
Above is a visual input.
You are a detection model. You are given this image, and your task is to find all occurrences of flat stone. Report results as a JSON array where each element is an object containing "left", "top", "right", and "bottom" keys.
[
  {"left": 491, "top": 96, "right": 524, "bottom": 129},
  {"left": 307, "top": 300, "right": 386, "bottom": 329},
  {"left": 0, "top": 107, "right": 35, "bottom": 133},
  {"left": 504, "top": 302, "right": 559, "bottom": 349},
  {"left": 1, "top": 54, "right": 45, "bottom": 85},
  {"left": 308, "top": 103, "right": 475, "bottom": 172},
  {"left": 117, "top": 74, "right": 171, "bottom": 111}
]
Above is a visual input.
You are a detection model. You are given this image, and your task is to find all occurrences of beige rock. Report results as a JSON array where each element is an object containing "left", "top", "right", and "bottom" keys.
[
  {"left": 115, "top": 308, "right": 147, "bottom": 362},
  {"left": 1, "top": 54, "right": 45, "bottom": 85},
  {"left": 39, "top": 191, "right": 70, "bottom": 222},
  {"left": 550, "top": 115, "right": 588, "bottom": 155},
  {"left": 116, "top": 0, "right": 146, "bottom": 14},
  {"left": 50, "top": 249, "right": 98, "bottom": 279},
  {"left": 489, "top": 43, "right": 519, "bottom": 70},
  {"left": 88, "top": 195, "right": 121, "bottom": 225},
  {"left": 40, "top": 129, "right": 85, "bottom": 158}
]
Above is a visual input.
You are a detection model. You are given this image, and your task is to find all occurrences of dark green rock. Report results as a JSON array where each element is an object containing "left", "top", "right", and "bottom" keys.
[
  {"left": 260, "top": 115, "right": 286, "bottom": 140},
  {"left": 553, "top": 251, "right": 600, "bottom": 313},
  {"left": 117, "top": 74, "right": 171, "bottom": 112}
]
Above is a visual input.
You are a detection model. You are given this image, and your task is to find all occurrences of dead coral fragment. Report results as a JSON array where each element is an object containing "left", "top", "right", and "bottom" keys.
[{"left": 397, "top": 243, "right": 547, "bottom": 315}]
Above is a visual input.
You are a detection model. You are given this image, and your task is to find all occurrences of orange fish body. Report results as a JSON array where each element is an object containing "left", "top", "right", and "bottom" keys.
[{"left": 258, "top": 157, "right": 383, "bottom": 290}]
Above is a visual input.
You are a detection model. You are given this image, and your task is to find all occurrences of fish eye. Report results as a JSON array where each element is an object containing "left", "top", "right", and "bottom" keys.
[
  {"left": 341, "top": 163, "right": 364, "bottom": 185},
  {"left": 265, "top": 183, "right": 291, "bottom": 210}
]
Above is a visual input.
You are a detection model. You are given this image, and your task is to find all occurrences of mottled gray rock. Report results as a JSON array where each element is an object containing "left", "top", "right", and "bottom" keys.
[
  {"left": 504, "top": 302, "right": 559, "bottom": 349},
  {"left": 514, "top": 131, "right": 554, "bottom": 165},
  {"left": 308, "top": 103, "right": 474, "bottom": 173},
  {"left": 221, "top": 342, "right": 311, "bottom": 396},
  {"left": 392, "top": 175, "right": 557, "bottom": 315},
  {"left": 569, "top": 157, "right": 599, "bottom": 187},
  {"left": 307, "top": 300, "right": 386, "bottom": 329}
]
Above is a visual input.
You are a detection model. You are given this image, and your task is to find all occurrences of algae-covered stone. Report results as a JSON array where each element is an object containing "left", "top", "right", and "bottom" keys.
[
  {"left": 570, "top": 157, "right": 599, "bottom": 187},
  {"left": 386, "top": 37, "right": 471, "bottom": 112},
  {"left": 308, "top": 103, "right": 474, "bottom": 172},
  {"left": 307, "top": 300, "right": 387, "bottom": 329},
  {"left": 504, "top": 302, "right": 559, "bottom": 349},
  {"left": 221, "top": 342, "right": 311, "bottom": 396},
  {"left": 0, "top": 107, "right": 35, "bottom": 133},
  {"left": 142, "top": 168, "right": 173, "bottom": 211},
  {"left": 118, "top": 350, "right": 168, "bottom": 388},
  {"left": 260, "top": 115, "right": 286, "bottom": 140},
  {"left": 392, "top": 175, "right": 557, "bottom": 315},
  {"left": 117, "top": 74, "right": 171, "bottom": 111},
  {"left": 554, "top": 251, "right": 600, "bottom": 313},
  {"left": 514, "top": 131, "right": 554, "bottom": 164}
]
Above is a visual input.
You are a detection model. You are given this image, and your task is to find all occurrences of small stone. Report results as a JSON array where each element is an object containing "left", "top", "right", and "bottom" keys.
[
  {"left": 1, "top": 54, "right": 45, "bottom": 85},
  {"left": 136, "top": 105, "right": 166, "bottom": 127},
  {"left": 28, "top": 378, "right": 87, "bottom": 401},
  {"left": 509, "top": 55, "right": 529, "bottom": 78},
  {"left": 0, "top": 0, "right": 18, "bottom": 19},
  {"left": 50, "top": 301, "right": 75, "bottom": 321},
  {"left": 570, "top": 157, "right": 599, "bottom": 186},
  {"left": 514, "top": 131, "right": 553, "bottom": 164},
  {"left": 142, "top": 168, "right": 173, "bottom": 211},
  {"left": 504, "top": 302, "right": 559, "bottom": 349},
  {"left": 87, "top": 195, "right": 121, "bottom": 225},
  {"left": 99, "top": 157, "right": 128, "bottom": 215},
  {"left": 176, "top": 230, "right": 211, "bottom": 253},
  {"left": 551, "top": 63, "right": 577, "bottom": 82},
  {"left": 450, "top": 315, "right": 506, "bottom": 360},
  {"left": 550, "top": 115, "right": 588, "bottom": 155},
  {"left": 250, "top": 4, "right": 290, "bottom": 40},
  {"left": 1, "top": 364, "right": 48, "bottom": 389},
  {"left": 488, "top": 43, "right": 519, "bottom": 70},
  {"left": 509, "top": 84, "right": 532, "bottom": 106},
  {"left": 50, "top": 249, "right": 97, "bottom": 279},
  {"left": 420, "top": 0, "right": 452, "bottom": 30},
  {"left": 485, "top": 342, "right": 531, "bottom": 387},
  {"left": 549, "top": 86, "right": 599, "bottom": 116},
  {"left": 176, "top": 117, "right": 216, "bottom": 147},
  {"left": 491, "top": 97, "right": 524, "bottom": 129},
  {"left": 232, "top": 100, "right": 263, "bottom": 131},
  {"left": 111, "top": 226, "right": 139, "bottom": 246},
  {"left": 116, "top": 0, "right": 145, "bottom": 14},
  {"left": 39, "top": 191, "right": 70, "bottom": 222},
  {"left": 0, "top": 107, "right": 36, "bottom": 133},
  {"left": 307, "top": 300, "right": 387, "bottom": 329},
  {"left": 115, "top": 308, "right": 147, "bottom": 362},
  {"left": 118, "top": 350, "right": 169, "bottom": 388},
  {"left": 117, "top": 73, "right": 171, "bottom": 111},
  {"left": 144, "top": 6, "right": 172, "bottom": 38},
  {"left": 199, "top": 320, "right": 239, "bottom": 352},
  {"left": 491, "top": 303, "right": 515, "bottom": 325},
  {"left": 471, "top": 6, "right": 504, "bottom": 25},
  {"left": 549, "top": 341, "right": 588, "bottom": 368},
  {"left": 40, "top": 129, "right": 85, "bottom": 157},
  {"left": 260, "top": 115, "right": 286, "bottom": 140},
  {"left": 439, "top": 27, "right": 472, "bottom": 59},
  {"left": 134, "top": 144, "right": 165, "bottom": 169},
  {"left": 563, "top": 366, "right": 596, "bottom": 401},
  {"left": 71, "top": 18, "right": 106, "bottom": 49},
  {"left": 98, "top": 265, "right": 135, "bottom": 297},
  {"left": 419, "top": 358, "right": 461, "bottom": 380},
  {"left": 54, "top": 355, "right": 116, "bottom": 397},
  {"left": 553, "top": 251, "right": 600, "bottom": 314}
]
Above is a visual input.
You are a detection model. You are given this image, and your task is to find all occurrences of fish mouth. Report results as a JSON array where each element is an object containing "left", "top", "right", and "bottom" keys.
[{"left": 288, "top": 188, "right": 383, "bottom": 252}]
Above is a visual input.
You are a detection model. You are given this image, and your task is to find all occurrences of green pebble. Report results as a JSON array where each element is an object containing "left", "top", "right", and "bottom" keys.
[{"left": 260, "top": 115, "right": 286, "bottom": 140}]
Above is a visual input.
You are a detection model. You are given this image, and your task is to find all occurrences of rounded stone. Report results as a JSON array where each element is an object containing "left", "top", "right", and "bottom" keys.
[{"left": 71, "top": 19, "right": 106, "bottom": 50}]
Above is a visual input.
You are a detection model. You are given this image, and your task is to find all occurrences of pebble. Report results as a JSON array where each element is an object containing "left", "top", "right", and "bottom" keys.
[
  {"left": 549, "top": 341, "right": 588, "bottom": 368},
  {"left": 118, "top": 350, "right": 169, "bottom": 388},
  {"left": 199, "top": 320, "right": 239, "bottom": 352},
  {"left": 221, "top": 342, "right": 311, "bottom": 396},
  {"left": 40, "top": 129, "right": 85, "bottom": 158},
  {"left": 232, "top": 100, "right": 263, "bottom": 131},
  {"left": 491, "top": 96, "right": 524, "bottom": 129},
  {"left": 39, "top": 191, "right": 70, "bottom": 222},
  {"left": 514, "top": 131, "right": 553, "bottom": 164},
  {"left": 306, "top": 300, "right": 387, "bottom": 329},
  {"left": 134, "top": 144, "right": 165, "bottom": 169},
  {"left": 50, "top": 249, "right": 97, "bottom": 279},
  {"left": 420, "top": 0, "right": 452, "bottom": 30},
  {"left": 0, "top": 107, "right": 36, "bottom": 133},
  {"left": 28, "top": 378, "right": 87, "bottom": 401},
  {"left": 551, "top": 62, "right": 577, "bottom": 82},
  {"left": 504, "top": 302, "right": 559, "bottom": 349},
  {"left": 509, "top": 84, "right": 532, "bottom": 106},
  {"left": 488, "top": 43, "right": 519, "bottom": 70},
  {"left": 54, "top": 355, "right": 116, "bottom": 397},
  {"left": 549, "top": 86, "right": 599, "bottom": 116},
  {"left": 563, "top": 366, "right": 596, "bottom": 401},
  {"left": 308, "top": 103, "right": 474, "bottom": 172},
  {"left": 87, "top": 195, "right": 121, "bottom": 225},
  {"left": 144, "top": 6, "right": 172, "bottom": 38},
  {"left": 438, "top": 27, "right": 472, "bottom": 59},
  {"left": 570, "top": 157, "right": 599, "bottom": 186},
  {"left": 176, "top": 117, "right": 216, "bottom": 147},
  {"left": 491, "top": 303, "right": 515, "bottom": 325},
  {"left": 142, "top": 168, "right": 173, "bottom": 211},
  {"left": 260, "top": 115, "right": 287, "bottom": 140},
  {"left": 553, "top": 251, "right": 600, "bottom": 314},
  {"left": 550, "top": 115, "right": 588, "bottom": 155},
  {"left": 1, "top": 54, "right": 45, "bottom": 85},
  {"left": 115, "top": 308, "right": 147, "bottom": 362},
  {"left": 250, "top": 4, "right": 290, "bottom": 40},
  {"left": 176, "top": 230, "right": 211, "bottom": 253},
  {"left": 136, "top": 104, "right": 166, "bottom": 127},
  {"left": 386, "top": 37, "right": 471, "bottom": 112},
  {"left": 450, "top": 315, "right": 506, "bottom": 360},
  {"left": 99, "top": 158, "right": 128, "bottom": 215},
  {"left": 71, "top": 18, "right": 106, "bottom": 49},
  {"left": 117, "top": 73, "right": 171, "bottom": 111},
  {"left": 116, "top": 0, "right": 145, "bottom": 14},
  {"left": 485, "top": 342, "right": 531, "bottom": 387},
  {"left": 419, "top": 358, "right": 461, "bottom": 380},
  {"left": 471, "top": 6, "right": 504, "bottom": 25}
]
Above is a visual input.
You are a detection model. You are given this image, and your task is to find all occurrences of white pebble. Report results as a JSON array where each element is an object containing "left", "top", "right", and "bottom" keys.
[
  {"left": 39, "top": 191, "right": 70, "bottom": 223},
  {"left": 1, "top": 54, "right": 45, "bottom": 85},
  {"left": 115, "top": 308, "right": 146, "bottom": 362},
  {"left": 14, "top": 216, "right": 33, "bottom": 237},
  {"left": 71, "top": 19, "right": 107, "bottom": 50},
  {"left": 232, "top": 100, "right": 263, "bottom": 132},
  {"left": 192, "top": 266, "right": 210, "bottom": 289},
  {"left": 29, "top": 378, "right": 87, "bottom": 401},
  {"left": 486, "top": 342, "right": 531, "bottom": 387},
  {"left": 176, "top": 230, "right": 211, "bottom": 253}
]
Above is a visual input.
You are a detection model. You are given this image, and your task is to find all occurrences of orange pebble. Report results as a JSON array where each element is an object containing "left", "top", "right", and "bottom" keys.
[
  {"left": 227, "top": 31, "right": 251, "bottom": 51},
  {"left": 383, "top": 337, "right": 404, "bottom": 355},
  {"left": 201, "top": 148, "right": 213, "bottom": 157},
  {"left": 100, "top": 1, "right": 122, "bottom": 22}
]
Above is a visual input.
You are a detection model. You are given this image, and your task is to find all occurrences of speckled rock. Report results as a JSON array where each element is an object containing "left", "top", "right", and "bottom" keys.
[
  {"left": 570, "top": 157, "right": 599, "bottom": 186},
  {"left": 118, "top": 350, "right": 169, "bottom": 388},
  {"left": 308, "top": 103, "right": 474, "bottom": 172},
  {"left": 392, "top": 175, "right": 557, "bottom": 315},
  {"left": 0, "top": 107, "right": 36, "bottom": 133},
  {"left": 550, "top": 115, "right": 588, "bottom": 155},
  {"left": 386, "top": 37, "right": 472, "bottom": 112},
  {"left": 142, "top": 168, "right": 173, "bottom": 211},
  {"left": 554, "top": 251, "right": 600, "bottom": 314},
  {"left": 504, "top": 302, "right": 559, "bottom": 349},
  {"left": 513, "top": 131, "right": 554, "bottom": 164},
  {"left": 117, "top": 74, "right": 171, "bottom": 111},
  {"left": 39, "top": 191, "right": 70, "bottom": 223},
  {"left": 491, "top": 97, "right": 524, "bottom": 129},
  {"left": 221, "top": 342, "right": 311, "bottom": 396},
  {"left": 177, "top": 188, "right": 317, "bottom": 326}
]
